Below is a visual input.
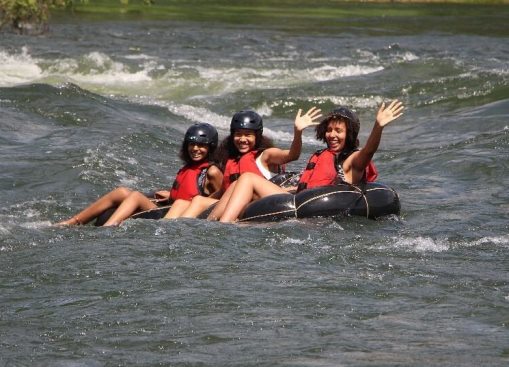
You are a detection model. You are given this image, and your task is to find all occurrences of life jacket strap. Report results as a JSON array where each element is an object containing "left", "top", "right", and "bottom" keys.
[{"left": 229, "top": 173, "right": 240, "bottom": 182}]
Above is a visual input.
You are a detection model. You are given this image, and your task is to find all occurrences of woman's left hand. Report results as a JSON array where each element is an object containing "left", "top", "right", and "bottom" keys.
[
  {"left": 294, "top": 106, "right": 322, "bottom": 132},
  {"left": 376, "top": 100, "right": 404, "bottom": 127},
  {"left": 154, "top": 190, "right": 171, "bottom": 201}
]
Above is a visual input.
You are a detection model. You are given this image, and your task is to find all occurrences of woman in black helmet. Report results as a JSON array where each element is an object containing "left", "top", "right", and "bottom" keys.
[
  {"left": 217, "top": 100, "right": 404, "bottom": 223},
  {"left": 56, "top": 123, "right": 223, "bottom": 226},
  {"left": 171, "top": 107, "right": 322, "bottom": 219}
]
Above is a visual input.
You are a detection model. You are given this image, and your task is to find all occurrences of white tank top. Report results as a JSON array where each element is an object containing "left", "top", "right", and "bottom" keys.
[{"left": 256, "top": 152, "right": 279, "bottom": 179}]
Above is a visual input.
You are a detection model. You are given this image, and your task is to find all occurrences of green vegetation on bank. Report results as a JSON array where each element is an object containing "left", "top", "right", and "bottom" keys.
[
  {"left": 1, "top": 0, "right": 508, "bottom": 34},
  {"left": 0, "top": 0, "right": 71, "bottom": 33}
]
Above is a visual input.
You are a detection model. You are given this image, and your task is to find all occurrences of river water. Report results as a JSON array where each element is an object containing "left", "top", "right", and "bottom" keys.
[{"left": 1, "top": 3, "right": 508, "bottom": 366}]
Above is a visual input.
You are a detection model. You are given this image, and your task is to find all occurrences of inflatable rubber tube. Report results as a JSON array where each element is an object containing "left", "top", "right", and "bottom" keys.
[
  {"left": 239, "top": 182, "right": 400, "bottom": 222},
  {"left": 348, "top": 183, "right": 400, "bottom": 218},
  {"left": 295, "top": 184, "right": 363, "bottom": 219},
  {"left": 95, "top": 181, "right": 399, "bottom": 224},
  {"left": 130, "top": 206, "right": 171, "bottom": 221},
  {"left": 238, "top": 193, "right": 296, "bottom": 222}
]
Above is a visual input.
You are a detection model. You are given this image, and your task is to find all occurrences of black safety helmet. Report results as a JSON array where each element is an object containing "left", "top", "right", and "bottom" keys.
[
  {"left": 184, "top": 123, "right": 219, "bottom": 149},
  {"left": 230, "top": 110, "right": 263, "bottom": 134},
  {"left": 316, "top": 106, "right": 360, "bottom": 151}
]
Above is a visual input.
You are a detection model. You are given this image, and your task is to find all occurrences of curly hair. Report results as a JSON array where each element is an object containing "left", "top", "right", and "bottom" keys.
[{"left": 315, "top": 107, "right": 360, "bottom": 154}]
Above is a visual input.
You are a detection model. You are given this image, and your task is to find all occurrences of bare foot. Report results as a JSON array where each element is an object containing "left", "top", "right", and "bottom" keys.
[
  {"left": 54, "top": 216, "right": 81, "bottom": 226},
  {"left": 103, "top": 221, "right": 121, "bottom": 227}
]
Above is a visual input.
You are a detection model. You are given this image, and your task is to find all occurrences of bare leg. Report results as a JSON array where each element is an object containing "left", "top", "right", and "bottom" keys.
[
  {"left": 164, "top": 199, "right": 191, "bottom": 219},
  {"left": 56, "top": 187, "right": 133, "bottom": 225},
  {"left": 219, "top": 173, "right": 288, "bottom": 223},
  {"left": 103, "top": 191, "right": 157, "bottom": 226},
  {"left": 180, "top": 196, "right": 218, "bottom": 218},
  {"left": 206, "top": 181, "right": 237, "bottom": 220}
]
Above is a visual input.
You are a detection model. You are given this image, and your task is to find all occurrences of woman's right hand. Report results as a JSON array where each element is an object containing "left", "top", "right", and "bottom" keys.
[
  {"left": 294, "top": 106, "right": 322, "bottom": 132},
  {"left": 376, "top": 100, "right": 404, "bottom": 127}
]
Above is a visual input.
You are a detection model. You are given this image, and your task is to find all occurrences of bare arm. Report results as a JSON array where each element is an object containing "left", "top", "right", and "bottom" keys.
[
  {"left": 262, "top": 107, "right": 322, "bottom": 166},
  {"left": 205, "top": 165, "right": 223, "bottom": 196},
  {"left": 348, "top": 100, "right": 404, "bottom": 181}
]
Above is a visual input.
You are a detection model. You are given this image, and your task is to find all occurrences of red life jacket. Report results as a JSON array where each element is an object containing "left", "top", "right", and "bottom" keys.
[
  {"left": 221, "top": 150, "right": 265, "bottom": 191},
  {"left": 170, "top": 161, "right": 212, "bottom": 201},
  {"left": 297, "top": 149, "right": 377, "bottom": 192},
  {"left": 365, "top": 160, "right": 378, "bottom": 182}
]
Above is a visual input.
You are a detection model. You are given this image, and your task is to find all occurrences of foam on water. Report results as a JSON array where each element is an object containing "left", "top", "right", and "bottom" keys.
[
  {"left": 0, "top": 46, "right": 446, "bottom": 147},
  {"left": 398, "top": 51, "right": 419, "bottom": 62},
  {"left": 0, "top": 47, "right": 43, "bottom": 86},
  {"left": 0, "top": 223, "right": 10, "bottom": 236},
  {"left": 79, "top": 147, "right": 145, "bottom": 187},
  {"left": 387, "top": 234, "right": 509, "bottom": 253},
  {"left": 304, "top": 95, "right": 383, "bottom": 109},
  {"left": 0, "top": 199, "right": 59, "bottom": 239},
  {"left": 19, "top": 220, "right": 53, "bottom": 229},
  {"left": 307, "top": 64, "right": 383, "bottom": 82},
  {"left": 145, "top": 100, "right": 232, "bottom": 131},
  {"left": 1, "top": 47, "right": 385, "bottom": 99},
  {"left": 133, "top": 97, "right": 319, "bottom": 144},
  {"left": 391, "top": 236, "right": 451, "bottom": 253},
  {"left": 469, "top": 235, "right": 509, "bottom": 248},
  {"left": 194, "top": 64, "right": 383, "bottom": 91}
]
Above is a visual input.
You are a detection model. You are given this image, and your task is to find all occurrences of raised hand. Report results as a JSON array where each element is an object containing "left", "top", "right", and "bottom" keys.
[
  {"left": 294, "top": 106, "right": 322, "bottom": 132},
  {"left": 376, "top": 100, "right": 404, "bottom": 127}
]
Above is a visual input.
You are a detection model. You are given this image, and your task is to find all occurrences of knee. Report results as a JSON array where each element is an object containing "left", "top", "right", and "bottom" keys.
[
  {"left": 126, "top": 191, "right": 145, "bottom": 200},
  {"left": 190, "top": 196, "right": 205, "bottom": 204},
  {"left": 238, "top": 172, "right": 256, "bottom": 183},
  {"left": 237, "top": 172, "right": 261, "bottom": 188},
  {"left": 243, "top": 172, "right": 258, "bottom": 179},
  {"left": 115, "top": 187, "right": 132, "bottom": 197}
]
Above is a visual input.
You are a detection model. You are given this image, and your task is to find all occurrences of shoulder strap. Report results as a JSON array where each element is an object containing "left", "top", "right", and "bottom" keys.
[
  {"left": 334, "top": 149, "right": 359, "bottom": 184},
  {"left": 197, "top": 161, "right": 219, "bottom": 196},
  {"left": 335, "top": 148, "right": 358, "bottom": 166},
  {"left": 197, "top": 166, "right": 208, "bottom": 196},
  {"left": 333, "top": 155, "right": 347, "bottom": 184}
]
